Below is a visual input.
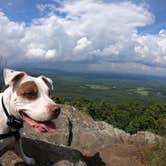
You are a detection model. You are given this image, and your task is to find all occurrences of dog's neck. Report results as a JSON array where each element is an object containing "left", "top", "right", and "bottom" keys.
[
  {"left": 2, "top": 88, "right": 13, "bottom": 115},
  {"left": 0, "top": 88, "right": 16, "bottom": 133},
  {"left": 0, "top": 94, "right": 9, "bottom": 133}
]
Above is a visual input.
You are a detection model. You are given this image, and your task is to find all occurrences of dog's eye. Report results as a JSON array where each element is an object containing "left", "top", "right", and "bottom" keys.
[
  {"left": 24, "top": 91, "right": 35, "bottom": 95},
  {"left": 22, "top": 89, "right": 38, "bottom": 99}
]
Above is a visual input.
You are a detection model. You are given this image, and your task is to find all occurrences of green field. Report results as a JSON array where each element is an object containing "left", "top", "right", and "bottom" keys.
[{"left": 52, "top": 75, "right": 166, "bottom": 105}]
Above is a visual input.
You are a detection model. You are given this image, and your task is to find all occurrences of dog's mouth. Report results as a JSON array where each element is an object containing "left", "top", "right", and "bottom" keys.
[{"left": 19, "top": 111, "right": 56, "bottom": 133}]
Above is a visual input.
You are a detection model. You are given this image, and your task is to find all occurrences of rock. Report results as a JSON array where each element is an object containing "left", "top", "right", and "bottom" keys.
[
  {"left": 131, "top": 131, "right": 163, "bottom": 144},
  {"left": 49, "top": 105, "right": 131, "bottom": 154},
  {"left": 0, "top": 104, "right": 164, "bottom": 166},
  {"left": 99, "top": 143, "right": 143, "bottom": 166}
]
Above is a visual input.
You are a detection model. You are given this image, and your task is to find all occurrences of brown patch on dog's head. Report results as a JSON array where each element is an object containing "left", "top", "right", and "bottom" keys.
[
  {"left": 12, "top": 73, "right": 25, "bottom": 85},
  {"left": 16, "top": 81, "right": 38, "bottom": 100}
]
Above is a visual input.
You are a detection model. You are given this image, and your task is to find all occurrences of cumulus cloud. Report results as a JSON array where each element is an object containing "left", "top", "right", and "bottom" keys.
[
  {"left": 134, "top": 29, "right": 166, "bottom": 66},
  {"left": 0, "top": 12, "right": 25, "bottom": 62},
  {"left": 0, "top": 0, "right": 166, "bottom": 73},
  {"left": 73, "top": 37, "right": 94, "bottom": 60}
]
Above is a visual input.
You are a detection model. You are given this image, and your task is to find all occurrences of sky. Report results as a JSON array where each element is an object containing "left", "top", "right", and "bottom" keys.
[{"left": 0, "top": 0, "right": 166, "bottom": 75}]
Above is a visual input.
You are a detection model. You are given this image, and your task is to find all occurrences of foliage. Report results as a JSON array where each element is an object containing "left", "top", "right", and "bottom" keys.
[
  {"left": 142, "top": 142, "right": 166, "bottom": 166},
  {"left": 53, "top": 94, "right": 166, "bottom": 135}
]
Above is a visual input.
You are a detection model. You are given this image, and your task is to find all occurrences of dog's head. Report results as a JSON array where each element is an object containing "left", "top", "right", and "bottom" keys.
[{"left": 3, "top": 68, "right": 60, "bottom": 133}]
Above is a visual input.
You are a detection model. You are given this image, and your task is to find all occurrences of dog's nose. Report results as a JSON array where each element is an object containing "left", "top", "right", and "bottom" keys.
[
  {"left": 53, "top": 106, "right": 61, "bottom": 118},
  {"left": 49, "top": 104, "right": 61, "bottom": 118}
]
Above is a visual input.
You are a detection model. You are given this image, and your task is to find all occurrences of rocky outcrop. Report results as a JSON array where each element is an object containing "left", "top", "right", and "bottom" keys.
[
  {"left": 0, "top": 105, "right": 163, "bottom": 166},
  {"left": 23, "top": 105, "right": 131, "bottom": 153}
]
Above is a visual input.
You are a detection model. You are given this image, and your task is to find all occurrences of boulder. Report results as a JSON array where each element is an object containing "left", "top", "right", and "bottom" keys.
[{"left": 0, "top": 105, "right": 163, "bottom": 166}]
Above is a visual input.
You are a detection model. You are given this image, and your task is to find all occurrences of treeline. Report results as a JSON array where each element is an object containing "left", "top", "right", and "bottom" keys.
[{"left": 53, "top": 96, "right": 166, "bottom": 136}]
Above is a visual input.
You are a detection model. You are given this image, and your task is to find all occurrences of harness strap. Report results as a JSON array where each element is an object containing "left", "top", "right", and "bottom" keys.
[
  {"left": 0, "top": 131, "right": 20, "bottom": 141},
  {"left": 1, "top": 95, "right": 10, "bottom": 118}
]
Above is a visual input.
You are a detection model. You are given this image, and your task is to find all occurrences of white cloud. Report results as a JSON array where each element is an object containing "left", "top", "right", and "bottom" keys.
[
  {"left": 134, "top": 29, "right": 166, "bottom": 66},
  {"left": 0, "top": 12, "right": 25, "bottom": 62},
  {"left": 45, "top": 49, "right": 57, "bottom": 59},
  {"left": 27, "top": 48, "right": 46, "bottom": 58},
  {"left": 74, "top": 37, "right": 93, "bottom": 57},
  {"left": 0, "top": 0, "right": 166, "bottom": 74}
]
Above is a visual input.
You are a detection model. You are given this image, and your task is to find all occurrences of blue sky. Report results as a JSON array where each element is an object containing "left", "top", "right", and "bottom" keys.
[
  {"left": 0, "top": 0, "right": 62, "bottom": 22},
  {"left": 138, "top": 0, "right": 166, "bottom": 34},
  {"left": 0, "top": 0, "right": 166, "bottom": 75},
  {"left": 0, "top": 0, "right": 165, "bottom": 33}
]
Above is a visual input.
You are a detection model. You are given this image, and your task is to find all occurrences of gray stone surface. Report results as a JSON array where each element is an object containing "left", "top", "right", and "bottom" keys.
[{"left": 0, "top": 105, "right": 163, "bottom": 166}]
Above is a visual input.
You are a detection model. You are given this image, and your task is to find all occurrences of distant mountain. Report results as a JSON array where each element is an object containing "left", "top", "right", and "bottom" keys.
[{"left": 8, "top": 63, "right": 166, "bottom": 81}]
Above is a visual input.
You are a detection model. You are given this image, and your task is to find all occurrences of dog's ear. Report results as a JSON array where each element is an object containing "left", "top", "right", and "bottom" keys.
[
  {"left": 3, "top": 68, "right": 25, "bottom": 86},
  {"left": 40, "top": 76, "right": 53, "bottom": 90}
]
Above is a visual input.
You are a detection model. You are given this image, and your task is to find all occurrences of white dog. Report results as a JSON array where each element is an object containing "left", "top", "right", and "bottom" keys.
[{"left": 0, "top": 68, "right": 60, "bottom": 165}]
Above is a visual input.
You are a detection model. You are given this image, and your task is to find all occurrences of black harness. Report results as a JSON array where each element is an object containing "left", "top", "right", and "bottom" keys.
[{"left": 0, "top": 96, "right": 24, "bottom": 140}]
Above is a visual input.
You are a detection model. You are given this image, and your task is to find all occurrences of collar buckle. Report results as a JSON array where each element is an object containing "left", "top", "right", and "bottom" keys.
[{"left": 7, "top": 115, "right": 23, "bottom": 129}]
